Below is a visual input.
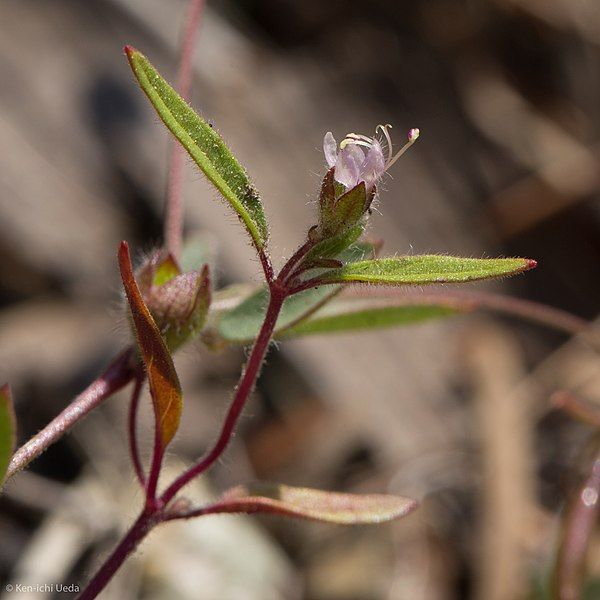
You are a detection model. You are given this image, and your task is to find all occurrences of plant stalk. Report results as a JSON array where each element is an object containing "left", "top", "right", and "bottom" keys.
[
  {"left": 78, "top": 511, "right": 157, "bottom": 600},
  {"left": 160, "top": 287, "right": 286, "bottom": 505},
  {"left": 7, "top": 348, "right": 135, "bottom": 480},
  {"left": 128, "top": 371, "right": 146, "bottom": 488}
]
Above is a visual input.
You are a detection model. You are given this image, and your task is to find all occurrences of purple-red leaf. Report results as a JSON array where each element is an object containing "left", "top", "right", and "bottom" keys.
[
  {"left": 205, "top": 482, "right": 417, "bottom": 524},
  {"left": 0, "top": 384, "right": 16, "bottom": 488},
  {"left": 119, "top": 242, "right": 182, "bottom": 449}
]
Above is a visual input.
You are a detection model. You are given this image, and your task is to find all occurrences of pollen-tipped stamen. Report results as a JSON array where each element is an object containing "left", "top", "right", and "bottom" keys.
[{"left": 385, "top": 128, "right": 420, "bottom": 170}]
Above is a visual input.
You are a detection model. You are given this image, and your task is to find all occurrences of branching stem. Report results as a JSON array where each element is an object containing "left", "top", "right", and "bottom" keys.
[{"left": 160, "top": 286, "right": 286, "bottom": 505}]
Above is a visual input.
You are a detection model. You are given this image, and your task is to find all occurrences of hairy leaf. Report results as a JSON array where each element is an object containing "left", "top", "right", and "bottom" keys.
[
  {"left": 305, "top": 225, "right": 366, "bottom": 263},
  {"left": 125, "top": 47, "right": 268, "bottom": 249},
  {"left": 119, "top": 242, "right": 182, "bottom": 448},
  {"left": 280, "top": 297, "right": 463, "bottom": 337},
  {"left": 0, "top": 385, "right": 16, "bottom": 487},
  {"left": 318, "top": 256, "right": 536, "bottom": 286},
  {"left": 209, "top": 482, "right": 418, "bottom": 524},
  {"left": 323, "top": 182, "right": 368, "bottom": 236}
]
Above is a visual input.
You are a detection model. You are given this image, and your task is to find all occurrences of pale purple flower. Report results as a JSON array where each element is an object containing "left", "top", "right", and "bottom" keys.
[{"left": 323, "top": 125, "right": 420, "bottom": 193}]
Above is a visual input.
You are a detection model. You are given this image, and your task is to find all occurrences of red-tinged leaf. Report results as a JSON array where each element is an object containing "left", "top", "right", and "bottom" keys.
[
  {"left": 206, "top": 482, "right": 417, "bottom": 524},
  {"left": 0, "top": 384, "right": 16, "bottom": 487},
  {"left": 119, "top": 242, "right": 182, "bottom": 448}
]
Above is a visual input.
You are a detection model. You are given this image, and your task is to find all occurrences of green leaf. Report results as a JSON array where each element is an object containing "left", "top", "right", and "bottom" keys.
[
  {"left": 180, "top": 235, "right": 215, "bottom": 273},
  {"left": 125, "top": 47, "right": 268, "bottom": 249},
  {"left": 119, "top": 242, "right": 183, "bottom": 449},
  {"left": 318, "top": 256, "right": 537, "bottom": 286},
  {"left": 216, "top": 241, "right": 379, "bottom": 343},
  {"left": 323, "top": 182, "right": 368, "bottom": 236},
  {"left": 208, "top": 482, "right": 418, "bottom": 524},
  {"left": 0, "top": 384, "right": 16, "bottom": 488},
  {"left": 218, "top": 285, "right": 340, "bottom": 343},
  {"left": 306, "top": 224, "right": 365, "bottom": 262},
  {"left": 280, "top": 297, "right": 463, "bottom": 337}
]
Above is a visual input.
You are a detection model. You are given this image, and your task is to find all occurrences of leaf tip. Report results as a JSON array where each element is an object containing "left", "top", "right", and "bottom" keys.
[{"left": 526, "top": 259, "right": 538, "bottom": 270}]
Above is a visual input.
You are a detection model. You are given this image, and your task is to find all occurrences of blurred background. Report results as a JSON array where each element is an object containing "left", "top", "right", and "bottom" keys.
[{"left": 0, "top": 0, "right": 599, "bottom": 598}]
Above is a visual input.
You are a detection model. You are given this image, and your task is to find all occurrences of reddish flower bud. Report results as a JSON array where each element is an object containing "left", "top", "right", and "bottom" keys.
[{"left": 135, "top": 251, "right": 211, "bottom": 352}]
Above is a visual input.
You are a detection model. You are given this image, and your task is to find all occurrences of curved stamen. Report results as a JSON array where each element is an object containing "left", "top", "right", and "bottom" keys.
[
  {"left": 376, "top": 124, "right": 394, "bottom": 164},
  {"left": 385, "top": 128, "right": 420, "bottom": 170},
  {"left": 341, "top": 138, "right": 373, "bottom": 150}
]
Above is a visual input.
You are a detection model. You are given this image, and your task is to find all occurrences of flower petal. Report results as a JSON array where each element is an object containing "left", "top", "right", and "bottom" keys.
[
  {"left": 334, "top": 150, "right": 360, "bottom": 189},
  {"left": 323, "top": 132, "right": 338, "bottom": 168},
  {"left": 361, "top": 140, "right": 386, "bottom": 190}
]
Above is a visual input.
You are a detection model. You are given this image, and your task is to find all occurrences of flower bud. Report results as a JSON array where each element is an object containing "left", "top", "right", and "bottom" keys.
[{"left": 135, "top": 251, "right": 211, "bottom": 352}]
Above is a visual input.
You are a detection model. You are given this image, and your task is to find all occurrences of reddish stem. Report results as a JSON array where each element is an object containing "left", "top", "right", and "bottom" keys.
[
  {"left": 276, "top": 239, "right": 315, "bottom": 285},
  {"left": 145, "top": 423, "right": 165, "bottom": 506},
  {"left": 79, "top": 282, "right": 287, "bottom": 598},
  {"left": 160, "top": 287, "right": 286, "bottom": 505},
  {"left": 128, "top": 371, "right": 146, "bottom": 488},
  {"left": 164, "top": 0, "right": 205, "bottom": 259},
  {"left": 259, "top": 247, "right": 275, "bottom": 284},
  {"left": 7, "top": 348, "right": 135, "bottom": 480},
  {"left": 78, "top": 510, "right": 158, "bottom": 600}
]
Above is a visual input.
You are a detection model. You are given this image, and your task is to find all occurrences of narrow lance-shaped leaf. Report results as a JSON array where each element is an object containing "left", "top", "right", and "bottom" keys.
[
  {"left": 279, "top": 297, "right": 465, "bottom": 338},
  {"left": 317, "top": 256, "right": 537, "bottom": 286},
  {"left": 125, "top": 46, "right": 269, "bottom": 249},
  {"left": 119, "top": 242, "right": 182, "bottom": 448},
  {"left": 204, "top": 482, "right": 418, "bottom": 524},
  {"left": 0, "top": 384, "right": 16, "bottom": 488}
]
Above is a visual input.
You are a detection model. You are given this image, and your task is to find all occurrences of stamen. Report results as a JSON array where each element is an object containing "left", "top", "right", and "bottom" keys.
[
  {"left": 376, "top": 124, "right": 393, "bottom": 162},
  {"left": 340, "top": 137, "right": 373, "bottom": 150},
  {"left": 385, "top": 128, "right": 420, "bottom": 170},
  {"left": 346, "top": 133, "right": 374, "bottom": 143}
]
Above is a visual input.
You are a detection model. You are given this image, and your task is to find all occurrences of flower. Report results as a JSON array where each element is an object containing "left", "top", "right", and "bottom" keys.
[{"left": 323, "top": 125, "right": 419, "bottom": 193}]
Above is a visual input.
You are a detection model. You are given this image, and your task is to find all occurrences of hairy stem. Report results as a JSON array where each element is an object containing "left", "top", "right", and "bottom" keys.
[
  {"left": 276, "top": 239, "right": 315, "bottom": 285},
  {"left": 259, "top": 247, "right": 275, "bottom": 284},
  {"left": 128, "top": 371, "right": 146, "bottom": 488},
  {"left": 78, "top": 510, "right": 157, "bottom": 600},
  {"left": 165, "top": 0, "right": 205, "bottom": 259},
  {"left": 7, "top": 348, "right": 135, "bottom": 480},
  {"left": 160, "top": 287, "right": 286, "bottom": 505}
]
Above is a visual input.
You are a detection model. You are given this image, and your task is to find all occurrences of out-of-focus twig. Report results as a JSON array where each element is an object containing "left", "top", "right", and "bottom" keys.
[
  {"left": 552, "top": 390, "right": 600, "bottom": 429},
  {"left": 465, "top": 324, "right": 536, "bottom": 600},
  {"left": 347, "top": 286, "right": 592, "bottom": 340},
  {"left": 554, "top": 441, "right": 600, "bottom": 600},
  {"left": 165, "top": 0, "right": 205, "bottom": 259}
]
